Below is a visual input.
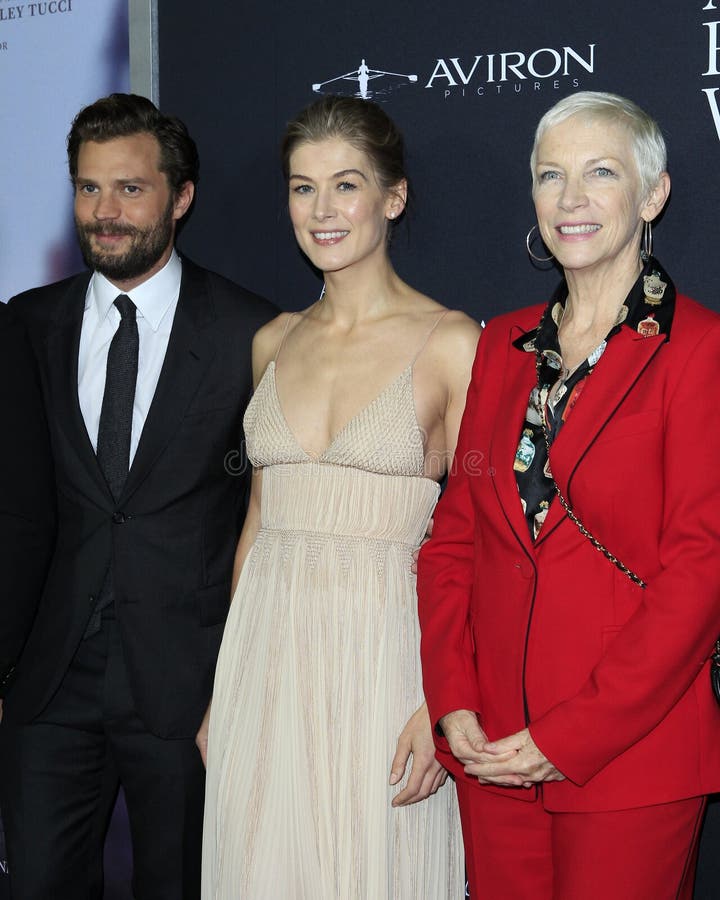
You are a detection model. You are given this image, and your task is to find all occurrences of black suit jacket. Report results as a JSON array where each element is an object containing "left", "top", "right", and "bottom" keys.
[
  {"left": 0, "top": 303, "right": 56, "bottom": 694},
  {"left": 7, "top": 258, "right": 276, "bottom": 737}
]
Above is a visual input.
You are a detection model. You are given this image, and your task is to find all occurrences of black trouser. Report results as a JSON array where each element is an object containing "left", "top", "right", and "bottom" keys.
[{"left": 0, "top": 617, "right": 205, "bottom": 900}]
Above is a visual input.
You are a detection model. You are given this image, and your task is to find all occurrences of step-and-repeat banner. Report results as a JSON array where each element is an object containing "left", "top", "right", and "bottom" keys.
[
  {"left": 2, "top": 0, "right": 720, "bottom": 896},
  {"left": 0, "top": 0, "right": 129, "bottom": 302},
  {"left": 159, "top": 0, "right": 720, "bottom": 324}
]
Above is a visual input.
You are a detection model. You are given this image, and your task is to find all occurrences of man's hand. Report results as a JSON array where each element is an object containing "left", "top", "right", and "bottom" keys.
[{"left": 389, "top": 702, "right": 448, "bottom": 807}]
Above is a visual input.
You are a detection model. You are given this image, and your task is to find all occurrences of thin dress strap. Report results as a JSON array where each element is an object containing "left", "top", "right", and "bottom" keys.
[
  {"left": 410, "top": 309, "right": 450, "bottom": 367},
  {"left": 274, "top": 313, "right": 297, "bottom": 364}
]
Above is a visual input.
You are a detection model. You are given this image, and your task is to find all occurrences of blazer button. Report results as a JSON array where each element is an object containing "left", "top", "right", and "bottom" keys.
[{"left": 112, "top": 511, "right": 127, "bottom": 524}]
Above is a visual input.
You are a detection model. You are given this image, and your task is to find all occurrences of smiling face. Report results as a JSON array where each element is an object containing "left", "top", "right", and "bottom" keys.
[
  {"left": 74, "top": 132, "right": 194, "bottom": 290},
  {"left": 532, "top": 114, "right": 667, "bottom": 280},
  {"left": 287, "top": 137, "right": 405, "bottom": 276}
]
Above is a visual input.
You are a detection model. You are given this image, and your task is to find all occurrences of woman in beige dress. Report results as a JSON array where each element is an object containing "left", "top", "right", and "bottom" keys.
[{"left": 200, "top": 95, "right": 480, "bottom": 899}]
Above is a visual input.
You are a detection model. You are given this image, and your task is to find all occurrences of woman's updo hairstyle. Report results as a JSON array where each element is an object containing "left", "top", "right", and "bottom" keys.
[{"left": 281, "top": 95, "right": 409, "bottom": 225}]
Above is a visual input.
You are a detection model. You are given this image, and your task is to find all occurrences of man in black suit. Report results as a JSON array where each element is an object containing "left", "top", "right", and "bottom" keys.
[
  {"left": 0, "top": 94, "right": 276, "bottom": 899},
  {"left": 0, "top": 304, "right": 55, "bottom": 705}
]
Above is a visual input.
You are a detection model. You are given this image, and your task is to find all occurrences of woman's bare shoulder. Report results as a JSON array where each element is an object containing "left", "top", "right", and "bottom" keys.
[
  {"left": 436, "top": 307, "right": 482, "bottom": 339},
  {"left": 418, "top": 297, "right": 482, "bottom": 358},
  {"left": 251, "top": 312, "right": 293, "bottom": 383},
  {"left": 404, "top": 287, "right": 480, "bottom": 332},
  {"left": 251, "top": 303, "right": 324, "bottom": 384}
]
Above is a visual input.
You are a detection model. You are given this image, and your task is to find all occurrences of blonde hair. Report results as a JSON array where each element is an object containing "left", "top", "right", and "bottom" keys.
[{"left": 530, "top": 91, "right": 667, "bottom": 198}]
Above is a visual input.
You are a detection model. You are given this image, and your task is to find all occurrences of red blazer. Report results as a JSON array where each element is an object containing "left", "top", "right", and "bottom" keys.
[{"left": 418, "top": 294, "right": 720, "bottom": 812}]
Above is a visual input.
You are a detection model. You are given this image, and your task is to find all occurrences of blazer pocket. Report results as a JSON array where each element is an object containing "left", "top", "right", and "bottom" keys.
[
  {"left": 594, "top": 409, "right": 661, "bottom": 447},
  {"left": 197, "top": 581, "right": 231, "bottom": 627}
]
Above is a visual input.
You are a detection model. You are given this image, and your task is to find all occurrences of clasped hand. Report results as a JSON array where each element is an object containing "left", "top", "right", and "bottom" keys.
[{"left": 439, "top": 709, "right": 565, "bottom": 788}]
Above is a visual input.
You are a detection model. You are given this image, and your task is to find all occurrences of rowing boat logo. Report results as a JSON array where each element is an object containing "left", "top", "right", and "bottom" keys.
[{"left": 311, "top": 59, "right": 418, "bottom": 99}]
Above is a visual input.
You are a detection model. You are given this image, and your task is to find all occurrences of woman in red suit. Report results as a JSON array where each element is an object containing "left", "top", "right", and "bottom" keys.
[{"left": 418, "top": 91, "right": 720, "bottom": 899}]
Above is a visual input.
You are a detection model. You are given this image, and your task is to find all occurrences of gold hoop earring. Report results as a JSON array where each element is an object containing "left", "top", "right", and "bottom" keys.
[
  {"left": 526, "top": 224, "right": 554, "bottom": 263},
  {"left": 641, "top": 220, "right": 653, "bottom": 262}
]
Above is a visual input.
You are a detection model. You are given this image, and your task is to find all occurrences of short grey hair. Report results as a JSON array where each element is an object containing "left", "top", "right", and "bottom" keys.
[{"left": 530, "top": 91, "right": 667, "bottom": 199}]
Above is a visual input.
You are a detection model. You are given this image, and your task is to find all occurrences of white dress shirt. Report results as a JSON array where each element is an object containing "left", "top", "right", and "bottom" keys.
[{"left": 78, "top": 251, "right": 182, "bottom": 464}]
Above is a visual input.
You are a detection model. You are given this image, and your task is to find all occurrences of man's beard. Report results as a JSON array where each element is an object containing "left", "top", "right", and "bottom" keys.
[{"left": 75, "top": 199, "right": 175, "bottom": 283}]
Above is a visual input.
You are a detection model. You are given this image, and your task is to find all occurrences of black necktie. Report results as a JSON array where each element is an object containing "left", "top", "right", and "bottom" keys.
[
  {"left": 83, "top": 296, "right": 138, "bottom": 640},
  {"left": 96, "top": 294, "right": 139, "bottom": 501}
]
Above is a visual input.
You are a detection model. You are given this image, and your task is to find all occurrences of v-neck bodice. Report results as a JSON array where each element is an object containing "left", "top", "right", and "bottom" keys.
[{"left": 244, "top": 360, "right": 426, "bottom": 476}]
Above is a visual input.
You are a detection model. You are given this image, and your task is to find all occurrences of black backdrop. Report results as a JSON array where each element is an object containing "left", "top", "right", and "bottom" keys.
[
  {"left": 156, "top": 1, "right": 720, "bottom": 897},
  {"left": 159, "top": 0, "right": 720, "bottom": 318}
]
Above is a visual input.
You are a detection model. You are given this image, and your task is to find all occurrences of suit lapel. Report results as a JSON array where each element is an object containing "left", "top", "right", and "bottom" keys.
[
  {"left": 489, "top": 324, "right": 537, "bottom": 558},
  {"left": 43, "top": 274, "right": 111, "bottom": 501},
  {"left": 535, "top": 326, "right": 666, "bottom": 545},
  {"left": 121, "top": 260, "right": 214, "bottom": 503}
]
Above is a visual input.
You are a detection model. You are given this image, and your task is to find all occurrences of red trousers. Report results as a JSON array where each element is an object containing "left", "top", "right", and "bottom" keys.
[{"left": 456, "top": 781, "right": 706, "bottom": 900}]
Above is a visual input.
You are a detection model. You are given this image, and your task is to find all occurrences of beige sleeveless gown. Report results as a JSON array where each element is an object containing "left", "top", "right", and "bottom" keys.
[{"left": 201, "top": 329, "right": 463, "bottom": 899}]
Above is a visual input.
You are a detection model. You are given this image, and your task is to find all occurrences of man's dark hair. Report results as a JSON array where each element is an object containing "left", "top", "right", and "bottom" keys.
[{"left": 67, "top": 93, "right": 200, "bottom": 196}]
